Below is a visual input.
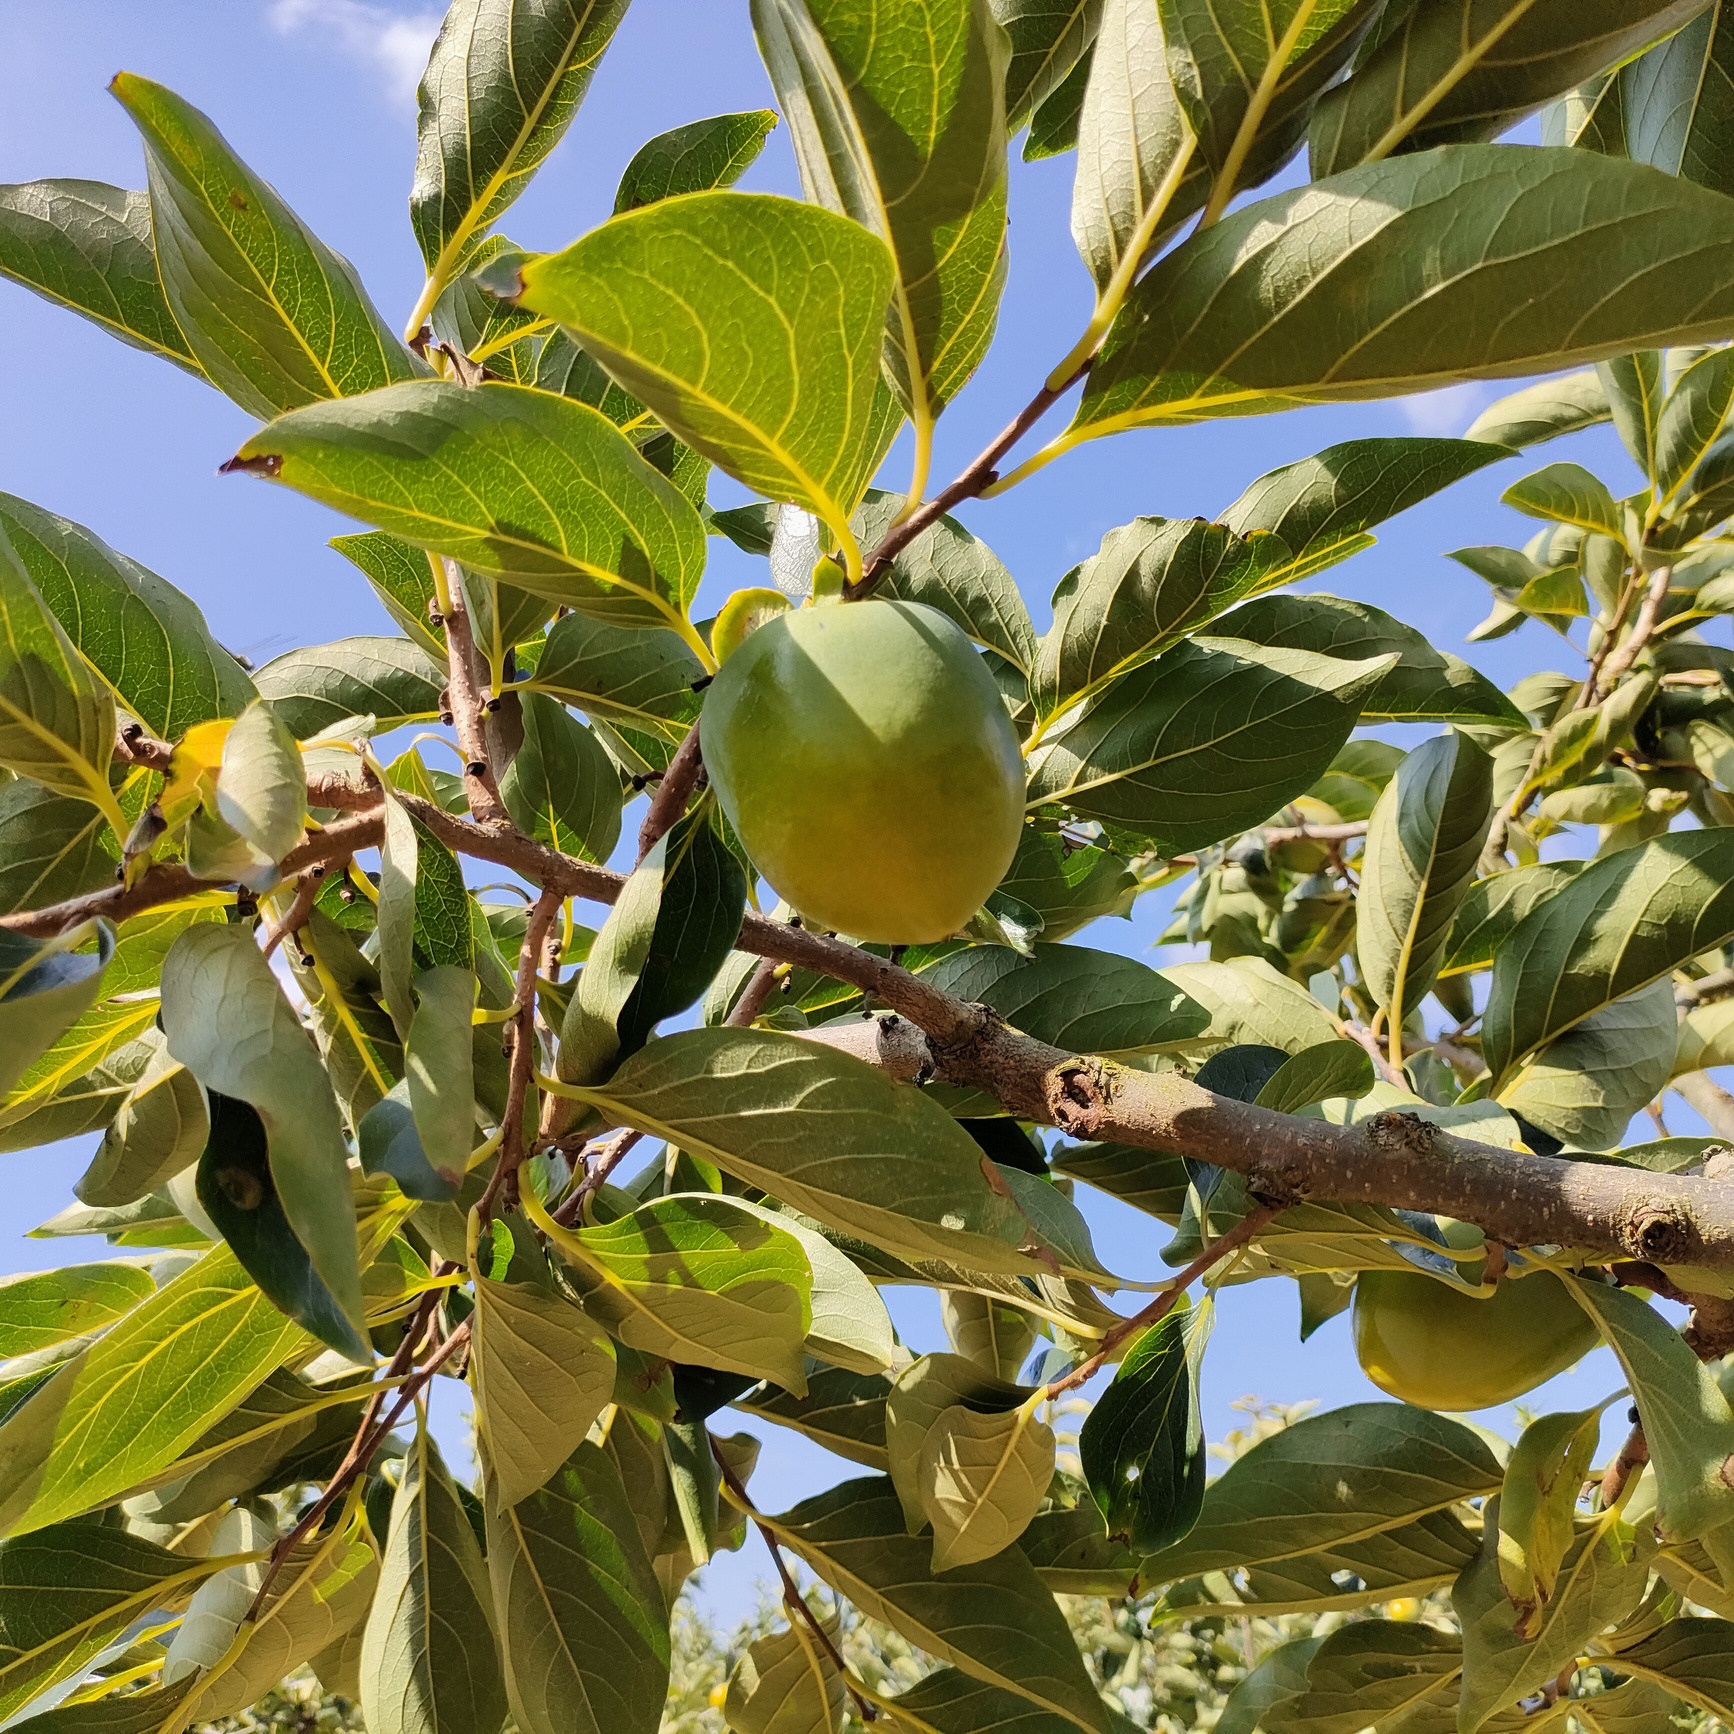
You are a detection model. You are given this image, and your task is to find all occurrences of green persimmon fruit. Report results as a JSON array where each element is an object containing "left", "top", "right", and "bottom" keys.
[
  {"left": 701, "top": 599, "right": 1025, "bottom": 943},
  {"left": 1352, "top": 1267, "right": 1599, "bottom": 1411}
]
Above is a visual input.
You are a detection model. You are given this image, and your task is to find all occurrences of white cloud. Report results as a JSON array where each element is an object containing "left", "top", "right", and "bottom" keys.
[
  {"left": 267, "top": 0, "right": 443, "bottom": 109},
  {"left": 1394, "top": 381, "right": 1495, "bottom": 437}
]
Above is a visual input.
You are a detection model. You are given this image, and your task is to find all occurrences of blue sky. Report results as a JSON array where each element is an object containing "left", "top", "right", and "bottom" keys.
[{"left": 0, "top": 1, "right": 1694, "bottom": 1618}]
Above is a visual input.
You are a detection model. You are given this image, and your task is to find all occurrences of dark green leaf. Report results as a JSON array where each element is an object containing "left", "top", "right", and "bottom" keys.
[
  {"left": 526, "top": 612, "right": 701, "bottom": 741},
  {"left": 252, "top": 636, "right": 443, "bottom": 739},
  {"left": 329, "top": 533, "right": 446, "bottom": 661},
  {"left": 1263, "top": 1620, "right": 1461, "bottom": 1734},
  {"left": 1617, "top": 1618, "right": 1734, "bottom": 1719},
  {"left": 1442, "top": 861, "right": 1582, "bottom": 976},
  {"left": 409, "top": 820, "right": 474, "bottom": 974},
  {"left": 1619, "top": 6, "right": 1734, "bottom": 197},
  {"left": 1053, "top": 1141, "right": 1191, "bottom": 1221},
  {"left": 111, "top": 74, "right": 417, "bottom": 419},
  {"left": 993, "top": 0, "right": 1100, "bottom": 129},
  {"left": 0, "top": 785, "right": 114, "bottom": 918},
  {"left": 0, "top": 180, "right": 200, "bottom": 374},
  {"left": 0, "top": 923, "right": 115, "bottom": 1102},
  {"left": 1024, "top": 45, "right": 1092, "bottom": 159},
  {"left": 734, "top": 1368, "right": 891, "bottom": 1471},
  {"left": 614, "top": 111, "right": 778, "bottom": 212},
  {"left": 1465, "top": 371, "right": 1611, "bottom": 448},
  {"left": 500, "top": 692, "right": 622, "bottom": 863}
]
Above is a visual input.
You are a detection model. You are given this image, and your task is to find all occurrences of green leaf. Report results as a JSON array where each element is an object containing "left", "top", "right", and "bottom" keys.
[
  {"left": 1357, "top": 731, "right": 1494, "bottom": 1026},
  {"left": 1253, "top": 1039, "right": 1374, "bottom": 1114},
  {"left": 0, "top": 180, "right": 200, "bottom": 374},
  {"left": 231, "top": 382, "right": 709, "bottom": 646},
  {"left": 503, "top": 193, "right": 895, "bottom": 552},
  {"left": 1657, "top": 346, "right": 1734, "bottom": 504},
  {"left": 1214, "top": 1637, "right": 1324, "bottom": 1734},
  {"left": 75, "top": 1035, "right": 208, "bottom": 1207},
  {"left": 1618, "top": 6, "right": 1734, "bottom": 197},
  {"left": 1159, "top": 0, "right": 1380, "bottom": 188},
  {"left": 1140, "top": 1402, "right": 1503, "bottom": 1582},
  {"left": 295, "top": 909, "right": 405, "bottom": 1128},
  {"left": 918, "top": 1393, "right": 1055, "bottom": 1572},
  {"left": 759, "top": 1475, "right": 1110, "bottom": 1731},
  {"left": 1616, "top": 1617, "right": 1734, "bottom": 1719},
  {"left": 992, "top": 0, "right": 1100, "bottom": 129},
  {"left": 1502, "top": 462, "right": 1627, "bottom": 539},
  {"left": 110, "top": 74, "right": 417, "bottom": 419},
  {"left": 1074, "top": 146, "right": 1734, "bottom": 440},
  {"left": 0, "top": 525, "right": 118, "bottom": 827},
  {"left": 1053, "top": 1141, "right": 1190, "bottom": 1221},
  {"left": 7, "top": 1682, "right": 198, "bottom": 1734},
  {"left": 1569, "top": 1279, "right": 1734, "bottom": 1544},
  {"left": 613, "top": 110, "right": 778, "bottom": 212},
  {"left": 160, "top": 923, "right": 362, "bottom": 1339},
  {"left": 921, "top": 943, "right": 1207, "bottom": 1058},
  {"left": 1441, "top": 861, "right": 1582, "bottom": 976},
  {"left": 1263, "top": 1620, "right": 1461, "bottom": 1734},
  {"left": 486, "top": 1441, "right": 670, "bottom": 1734},
  {"left": 1218, "top": 594, "right": 1524, "bottom": 725},
  {"left": 362, "top": 1425, "right": 506, "bottom": 1734},
  {"left": 0, "top": 1522, "right": 225, "bottom": 1721},
  {"left": 724, "top": 1617, "right": 845, "bottom": 1734},
  {"left": 1466, "top": 371, "right": 1611, "bottom": 449},
  {"left": 1497, "top": 1406, "right": 1606, "bottom": 1637},
  {"left": 405, "top": 965, "right": 476, "bottom": 1191},
  {"left": 1159, "top": 956, "right": 1340, "bottom": 1053},
  {"left": 941, "top": 1290, "right": 1037, "bottom": 1384},
  {"left": 1308, "top": 1, "right": 1702, "bottom": 174},
  {"left": 253, "top": 636, "right": 444, "bottom": 739},
  {"left": 1070, "top": 0, "right": 1200, "bottom": 291},
  {"left": 500, "top": 692, "right": 621, "bottom": 863},
  {"left": 558, "top": 809, "right": 747, "bottom": 1083},
  {"left": 0, "top": 493, "right": 255, "bottom": 739},
  {"left": 409, "top": 820, "right": 474, "bottom": 974},
  {"left": 852, "top": 492, "right": 1037, "bottom": 674},
  {"left": 0, "top": 1241, "right": 305, "bottom": 1536},
  {"left": 1024, "top": 46, "right": 1093, "bottom": 159},
  {"left": 411, "top": 0, "right": 631, "bottom": 283},
  {"left": 1032, "top": 517, "right": 1291, "bottom": 723},
  {"left": 471, "top": 1273, "right": 616, "bottom": 1508},
  {"left": 1482, "top": 829, "right": 1734, "bottom": 1086},
  {"left": 1455, "top": 1499, "right": 1654, "bottom": 1734},
  {"left": 330, "top": 533, "right": 447, "bottom": 661},
  {"left": 536, "top": 1191, "right": 812, "bottom": 1393},
  {"left": 526, "top": 612, "right": 700, "bottom": 740},
  {"left": 1079, "top": 1295, "right": 1208, "bottom": 1555},
  {"left": 1498, "top": 979, "right": 1678, "bottom": 1151},
  {"left": 752, "top": 0, "right": 1007, "bottom": 430},
  {"left": 214, "top": 699, "right": 305, "bottom": 863},
  {"left": 0, "top": 784, "right": 113, "bottom": 918},
  {"left": 0, "top": 923, "right": 116, "bottom": 1102},
  {"left": 993, "top": 828, "right": 1139, "bottom": 941},
  {"left": 1026, "top": 637, "right": 1394, "bottom": 849},
  {"left": 886, "top": 1354, "right": 1026, "bottom": 1531},
  {"left": 0, "top": 1264, "right": 153, "bottom": 1359},
  {"left": 735, "top": 1367, "right": 891, "bottom": 1471},
  {"left": 562, "top": 1027, "right": 1045, "bottom": 1274}
]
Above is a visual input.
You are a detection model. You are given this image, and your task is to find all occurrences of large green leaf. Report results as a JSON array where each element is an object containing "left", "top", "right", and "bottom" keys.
[
  {"left": 1441, "top": 861, "right": 1582, "bottom": 976},
  {"left": 563, "top": 1028, "right": 1047, "bottom": 1275},
  {"left": 499, "top": 692, "right": 621, "bottom": 863},
  {"left": 1079, "top": 1295, "right": 1209, "bottom": 1555},
  {"left": 1619, "top": 5, "right": 1734, "bottom": 198},
  {"left": 525, "top": 612, "right": 700, "bottom": 740},
  {"left": 1309, "top": 0, "right": 1704, "bottom": 175},
  {"left": 614, "top": 110, "right": 779, "bottom": 212},
  {"left": 231, "top": 382, "right": 709, "bottom": 645},
  {"left": 0, "top": 1264, "right": 153, "bottom": 1358},
  {"left": 1357, "top": 731, "right": 1493, "bottom": 1026},
  {"left": 486, "top": 1442, "right": 669, "bottom": 1734},
  {"left": 1217, "top": 595, "right": 1522, "bottom": 725},
  {"left": 1159, "top": 0, "right": 1380, "bottom": 190},
  {"left": 1140, "top": 1403, "right": 1503, "bottom": 1581},
  {"left": 1025, "top": 637, "right": 1393, "bottom": 848},
  {"left": 362, "top": 1426, "right": 506, "bottom": 1734},
  {"left": 160, "top": 923, "right": 362, "bottom": 1338},
  {"left": 1571, "top": 1279, "right": 1734, "bottom": 1544},
  {"left": 735, "top": 1368, "right": 891, "bottom": 1471},
  {"left": 411, "top": 0, "right": 632, "bottom": 284},
  {"left": 1481, "top": 829, "right": 1734, "bottom": 1086},
  {"left": 0, "top": 180, "right": 200, "bottom": 374},
  {"left": 503, "top": 193, "right": 894, "bottom": 552},
  {"left": 0, "top": 1521, "right": 228, "bottom": 1721},
  {"left": 110, "top": 74, "right": 417, "bottom": 419},
  {"left": 920, "top": 943, "right": 1207, "bottom": 1057},
  {"left": 723, "top": 1618, "right": 845, "bottom": 1734},
  {"left": 253, "top": 635, "right": 444, "bottom": 739},
  {"left": 760, "top": 1475, "right": 1110, "bottom": 1730},
  {"left": 1159, "top": 956, "right": 1339, "bottom": 1052},
  {"left": 753, "top": 0, "right": 1008, "bottom": 431},
  {"left": 1617, "top": 1618, "right": 1734, "bottom": 1719},
  {"left": 0, "top": 525, "right": 118, "bottom": 827},
  {"left": 75, "top": 1036, "right": 206, "bottom": 1208},
  {"left": 0, "top": 1242, "right": 306, "bottom": 1537},
  {"left": 535, "top": 1191, "right": 811, "bottom": 1393},
  {"left": 0, "top": 785, "right": 113, "bottom": 918},
  {"left": 471, "top": 1273, "right": 616, "bottom": 1509},
  {"left": 1262, "top": 1620, "right": 1460, "bottom": 1734},
  {"left": 0, "top": 924, "right": 116, "bottom": 1103},
  {"left": 1074, "top": 147, "right": 1734, "bottom": 440},
  {"left": 992, "top": 0, "right": 1101, "bottom": 128},
  {"left": 1496, "top": 1406, "right": 1605, "bottom": 1637},
  {"left": 1465, "top": 371, "right": 1611, "bottom": 448},
  {"left": 919, "top": 1395, "right": 1055, "bottom": 1572},
  {"left": 0, "top": 493, "right": 254, "bottom": 741}
]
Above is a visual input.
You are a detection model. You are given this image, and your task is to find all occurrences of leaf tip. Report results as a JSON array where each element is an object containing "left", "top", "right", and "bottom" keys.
[{"left": 220, "top": 452, "right": 283, "bottom": 479}]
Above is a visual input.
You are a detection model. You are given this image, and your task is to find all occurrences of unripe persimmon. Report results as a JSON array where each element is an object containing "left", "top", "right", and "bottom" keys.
[
  {"left": 701, "top": 599, "right": 1025, "bottom": 943},
  {"left": 1352, "top": 1267, "right": 1599, "bottom": 1411}
]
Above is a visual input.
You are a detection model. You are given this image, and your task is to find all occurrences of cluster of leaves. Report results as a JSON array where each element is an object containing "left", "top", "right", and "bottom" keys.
[{"left": 10, "top": 1, "right": 1734, "bottom": 1733}]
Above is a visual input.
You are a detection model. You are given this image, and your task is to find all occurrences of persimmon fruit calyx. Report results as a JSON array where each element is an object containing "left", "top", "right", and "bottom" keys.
[
  {"left": 701, "top": 598, "right": 1025, "bottom": 944},
  {"left": 1352, "top": 1266, "right": 1601, "bottom": 1411}
]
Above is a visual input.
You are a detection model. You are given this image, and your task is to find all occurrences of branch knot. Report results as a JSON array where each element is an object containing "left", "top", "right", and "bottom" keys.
[
  {"left": 1617, "top": 1197, "right": 1697, "bottom": 1264},
  {"left": 1365, "top": 1110, "right": 1443, "bottom": 1157},
  {"left": 1045, "top": 1056, "right": 1113, "bottom": 1136}
]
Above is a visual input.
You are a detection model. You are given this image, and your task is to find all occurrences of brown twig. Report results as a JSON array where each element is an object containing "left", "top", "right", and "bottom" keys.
[
  {"left": 551, "top": 1126, "right": 645, "bottom": 1226},
  {"left": 1600, "top": 1411, "right": 1649, "bottom": 1507},
  {"left": 1045, "top": 1206, "right": 1282, "bottom": 1398},
  {"left": 636, "top": 724, "right": 705, "bottom": 862},
  {"left": 712, "top": 1442, "right": 876, "bottom": 1722},
  {"left": 724, "top": 957, "right": 782, "bottom": 1028},
  {"left": 260, "top": 866, "right": 329, "bottom": 960},
  {"left": 114, "top": 725, "right": 173, "bottom": 772},
  {"left": 437, "top": 560, "right": 510, "bottom": 828},
  {"left": 475, "top": 885, "right": 562, "bottom": 1224},
  {"left": 1593, "top": 564, "right": 1673, "bottom": 696}
]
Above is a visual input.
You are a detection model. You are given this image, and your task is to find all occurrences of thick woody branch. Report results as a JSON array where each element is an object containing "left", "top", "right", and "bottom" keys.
[
  {"left": 9, "top": 792, "right": 1734, "bottom": 1268},
  {"left": 437, "top": 560, "right": 510, "bottom": 828},
  {"left": 636, "top": 723, "right": 705, "bottom": 862}
]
